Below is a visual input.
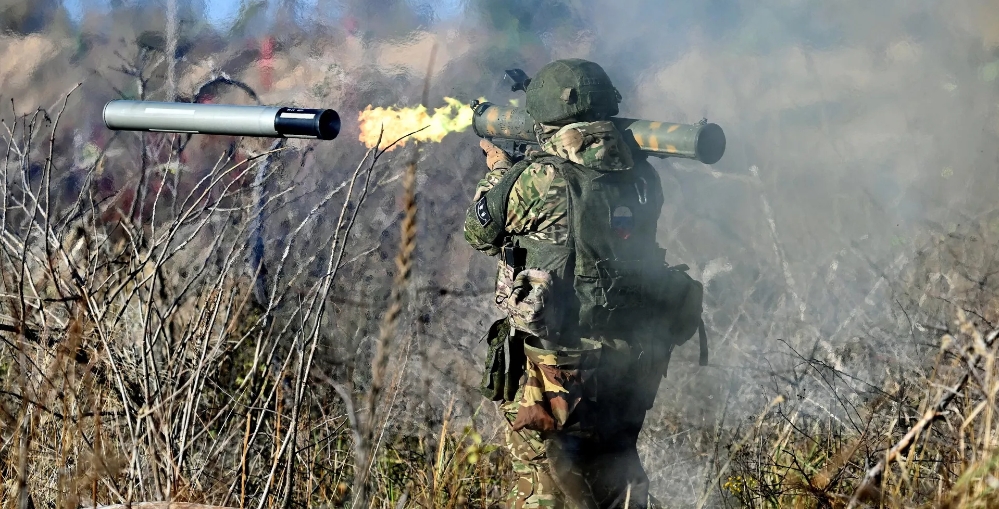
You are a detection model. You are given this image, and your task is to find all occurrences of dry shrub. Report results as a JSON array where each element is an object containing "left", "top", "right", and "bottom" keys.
[
  {"left": 0, "top": 71, "right": 513, "bottom": 509},
  {"left": 3, "top": 3, "right": 999, "bottom": 508}
]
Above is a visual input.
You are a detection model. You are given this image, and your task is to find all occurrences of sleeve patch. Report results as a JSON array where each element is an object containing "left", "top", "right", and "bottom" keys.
[{"left": 475, "top": 196, "right": 492, "bottom": 226}]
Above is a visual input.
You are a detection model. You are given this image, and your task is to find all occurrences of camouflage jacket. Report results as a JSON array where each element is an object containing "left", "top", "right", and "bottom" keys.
[{"left": 463, "top": 120, "right": 636, "bottom": 254}]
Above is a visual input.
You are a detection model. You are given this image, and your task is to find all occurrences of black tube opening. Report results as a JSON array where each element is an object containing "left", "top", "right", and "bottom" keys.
[
  {"left": 317, "top": 109, "right": 341, "bottom": 140},
  {"left": 696, "top": 123, "right": 726, "bottom": 165},
  {"left": 275, "top": 108, "right": 341, "bottom": 140}
]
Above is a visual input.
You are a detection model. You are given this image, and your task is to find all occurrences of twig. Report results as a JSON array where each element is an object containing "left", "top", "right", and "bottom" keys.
[
  {"left": 354, "top": 42, "right": 436, "bottom": 507},
  {"left": 846, "top": 324, "right": 998, "bottom": 508},
  {"left": 750, "top": 164, "right": 803, "bottom": 320}
]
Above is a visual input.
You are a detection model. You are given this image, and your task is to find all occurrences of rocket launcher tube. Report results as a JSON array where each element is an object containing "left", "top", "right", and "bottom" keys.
[
  {"left": 103, "top": 100, "right": 341, "bottom": 140},
  {"left": 615, "top": 118, "right": 726, "bottom": 165},
  {"left": 470, "top": 101, "right": 726, "bottom": 165}
]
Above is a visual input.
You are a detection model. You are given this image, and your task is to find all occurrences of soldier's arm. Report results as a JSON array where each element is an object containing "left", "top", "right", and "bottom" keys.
[
  {"left": 463, "top": 161, "right": 566, "bottom": 256},
  {"left": 472, "top": 139, "right": 514, "bottom": 201},
  {"left": 463, "top": 199, "right": 504, "bottom": 256},
  {"left": 463, "top": 140, "right": 517, "bottom": 255}
]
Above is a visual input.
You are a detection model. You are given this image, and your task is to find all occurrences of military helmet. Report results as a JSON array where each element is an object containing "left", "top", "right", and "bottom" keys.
[{"left": 525, "top": 58, "right": 622, "bottom": 124}]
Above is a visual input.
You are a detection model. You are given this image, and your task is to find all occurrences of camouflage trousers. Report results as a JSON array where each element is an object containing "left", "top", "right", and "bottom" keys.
[
  {"left": 499, "top": 365, "right": 666, "bottom": 509},
  {"left": 501, "top": 398, "right": 564, "bottom": 508}
]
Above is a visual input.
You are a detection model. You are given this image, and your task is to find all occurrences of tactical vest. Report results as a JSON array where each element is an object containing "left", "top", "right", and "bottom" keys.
[
  {"left": 485, "top": 152, "right": 669, "bottom": 343},
  {"left": 477, "top": 151, "right": 708, "bottom": 409}
]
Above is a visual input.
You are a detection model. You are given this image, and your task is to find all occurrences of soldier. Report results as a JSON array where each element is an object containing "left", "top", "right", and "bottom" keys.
[{"left": 465, "top": 59, "right": 704, "bottom": 508}]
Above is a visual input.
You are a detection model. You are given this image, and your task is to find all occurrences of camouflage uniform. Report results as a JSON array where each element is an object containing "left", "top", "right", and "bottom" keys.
[
  {"left": 465, "top": 122, "right": 668, "bottom": 509},
  {"left": 500, "top": 395, "right": 564, "bottom": 508},
  {"left": 468, "top": 137, "right": 572, "bottom": 508}
]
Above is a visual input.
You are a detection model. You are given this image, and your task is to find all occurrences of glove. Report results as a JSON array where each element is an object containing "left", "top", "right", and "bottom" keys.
[{"left": 480, "top": 139, "right": 512, "bottom": 172}]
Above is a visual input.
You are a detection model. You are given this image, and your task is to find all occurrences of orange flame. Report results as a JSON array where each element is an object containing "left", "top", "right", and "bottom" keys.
[{"left": 357, "top": 97, "right": 478, "bottom": 151}]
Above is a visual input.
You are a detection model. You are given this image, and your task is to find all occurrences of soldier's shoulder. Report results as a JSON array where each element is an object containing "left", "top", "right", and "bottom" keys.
[
  {"left": 520, "top": 159, "right": 560, "bottom": 176},
  {"left": 512, "top": 160, "right": 564, "bottom": 192},
  {"left": 506, "top": 160, "right": 566, "bottom": 215}
]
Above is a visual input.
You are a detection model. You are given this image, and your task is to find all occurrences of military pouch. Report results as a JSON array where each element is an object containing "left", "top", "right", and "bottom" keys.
[
  {"left": 575, "top": 259, "right": 645, "bottom": 329},
  {"left": 511, "top": 339, "right": 602, "bottom": 432},
  {"left": 495, "top": 259, "right": 563, "bottom": 340},
  {"left": 478, "top": 318, "right": 525, "bottom": 402},
  {"left": 655, "top": 264, "right": 703, "bottom": 345},
  {"left": 648, "top": 263, "right": 708, "bottom": 365},
  {"left": 594, "top": 259, "right": 646, "bottom": 309}
]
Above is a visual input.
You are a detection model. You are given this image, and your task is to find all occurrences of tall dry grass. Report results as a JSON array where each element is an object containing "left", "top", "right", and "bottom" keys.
[
  {"left": 3, "top": 5, "right": 999, "bottom": 508},
  {"left": 0, "top": 65, "right": 512, "bottom": 509},
  {"left": 716, "top": 309, "right": 999, "bottom": 508}
]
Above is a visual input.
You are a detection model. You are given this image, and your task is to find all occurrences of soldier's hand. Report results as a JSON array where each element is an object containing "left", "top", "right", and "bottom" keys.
[{"left": 480, "top": 139, "right": 512, "bottom": 172}]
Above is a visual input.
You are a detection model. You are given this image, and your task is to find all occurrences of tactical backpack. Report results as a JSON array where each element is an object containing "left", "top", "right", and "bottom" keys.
[{"left": 477, "top": 152, "right": 707, "bottom": 403}]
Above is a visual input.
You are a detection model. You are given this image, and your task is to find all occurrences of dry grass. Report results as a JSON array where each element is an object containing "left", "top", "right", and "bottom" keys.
[
  {"left": 718, "top": 309, "right": 999, "bottom": 508},
  {"left": 3, "top": 3, "right": 999, "bottom": 508},
  {"left": 0, "top": 52, "right": 513, "bottom": 509}
]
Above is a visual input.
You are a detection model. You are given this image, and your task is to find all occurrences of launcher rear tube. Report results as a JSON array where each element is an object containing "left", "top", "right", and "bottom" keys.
[
  {"left": 614, "top": 118, "right": 726, "bottom": 165},
  {"left": 103, "top": 100, "right": 341, "bottom": 140},
  {"left": 471, "top": 102, "right": 725, "bottom": 165}
]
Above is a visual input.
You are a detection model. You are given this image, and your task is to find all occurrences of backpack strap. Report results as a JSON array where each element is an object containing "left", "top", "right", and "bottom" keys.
[
  {"left": 698, "top": 318, "right": 708, "bottom": 366},
  {"left": 499, "top": 153, "right": 580, "bottom": 269},
  {"left": 520, "top": 153, "right": 578, "bottom": 254}
]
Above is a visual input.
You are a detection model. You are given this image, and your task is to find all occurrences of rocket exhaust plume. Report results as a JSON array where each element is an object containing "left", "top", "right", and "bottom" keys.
[{"left": 357, "top": 97, "right": 478, "bottom": 151}]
